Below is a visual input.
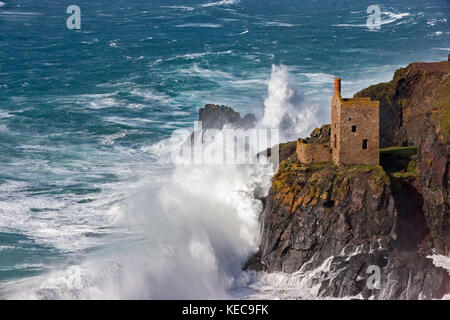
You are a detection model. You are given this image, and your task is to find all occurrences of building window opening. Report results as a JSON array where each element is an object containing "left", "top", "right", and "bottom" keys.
[
  {"left": 334, "top": 135, "right": 337, "bottom": 148},
  {"left": 352, "top": 125, "right": 356, "bottom": 132},
  {"left": 362, "top": 139, "right": 368, "bottom": 150}
]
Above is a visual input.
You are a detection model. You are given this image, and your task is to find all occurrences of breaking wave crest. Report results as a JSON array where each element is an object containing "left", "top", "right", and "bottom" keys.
[{"left": 259, "top": 64, "right": 320, "bottom": 141}]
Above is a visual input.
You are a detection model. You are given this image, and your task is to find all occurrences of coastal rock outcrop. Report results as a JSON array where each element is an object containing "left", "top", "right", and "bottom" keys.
[
  {"left": 254, "top": 158, "right": 448, "bottom": 299},
  {"left": 199, "top": 104, "right": 256, "bottom": 130},
  {"left": 259, "top": 161, "right": 395, "bottom": 274},
  {"left": 248, "top": 59, "right": 450, "bottom": 299}
]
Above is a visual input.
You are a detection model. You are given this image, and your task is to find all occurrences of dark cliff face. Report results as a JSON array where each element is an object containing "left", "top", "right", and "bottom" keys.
[
  {"left": 260, "top": 161, "right": 395, "bottom": 274},
  {"left": 355, "top": 60, "right": 450, "bottom": 255},
  {"left": 255, "top": 159, "right": 448, "bottom": 299}
]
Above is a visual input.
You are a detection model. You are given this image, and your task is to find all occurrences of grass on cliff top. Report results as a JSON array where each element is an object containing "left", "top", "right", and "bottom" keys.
[
  {"left": 380, "top": 146, "right": 418, "bottom": 178},
  {"left": 335, "top": 163, "right": 387, "bottom": 182},
  {"left": 391, "top": 164, "right": 418, "bottom": 178},
  {"left": 274, "top": 158, "right": 388, "bottom": 193},
  {"left": 276, "top": 158, "right": 333, "bottom": 174},
  {"left": 273, "top": 159, "right": 334, "bottom": 191},
  {"left": 380, "top": 146, "right": 417, "bottom": 156}
]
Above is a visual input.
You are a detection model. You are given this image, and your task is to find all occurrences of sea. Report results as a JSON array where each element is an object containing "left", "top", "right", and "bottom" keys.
[{"left": 0, "top": 0, "right": 449, "bottom": 299}]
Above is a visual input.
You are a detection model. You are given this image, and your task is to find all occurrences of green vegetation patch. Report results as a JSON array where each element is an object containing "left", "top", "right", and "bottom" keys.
[
  {"left": 380, "top": 146, "right": 419, "bottom": 178},
  {"left": 380, "top": 146, "right": 418, "bottom": 156},
  {"left": 273, "top": 159, "right": 334, "bottom": 192},
  {"left": 431, "top": 75, "right": 450, "bottom": 138},
  {"left": 334, "top": 164, "right": 387, "bottom": 183}
]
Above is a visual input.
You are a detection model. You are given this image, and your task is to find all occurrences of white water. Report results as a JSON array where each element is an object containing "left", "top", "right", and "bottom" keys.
[
  {"left": 4, "top": 64, "right": 314, "bottom": 299},
  {"left": 201, "top": 0, "right": 240, "bottom": 8}
]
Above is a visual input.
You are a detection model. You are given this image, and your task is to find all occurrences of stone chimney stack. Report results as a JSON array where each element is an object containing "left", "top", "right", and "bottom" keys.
[{"left": 334, "top": 78, "right": 341, "bottom": 95}]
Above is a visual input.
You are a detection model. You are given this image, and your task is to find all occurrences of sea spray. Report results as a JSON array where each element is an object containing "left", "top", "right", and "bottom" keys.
[
  {"left": 4, "top": 63, "right": 326, "bottom": 299},
  {"left": 259, "top": 65, "right": 320, "bottom": 141},
  {"left": 6, "top": 128, "right": 273, "bottom": 299}
]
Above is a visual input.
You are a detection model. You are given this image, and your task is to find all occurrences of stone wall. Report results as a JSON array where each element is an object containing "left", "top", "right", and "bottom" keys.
[{"left": 296, "top": 140, "right": 332, "bottom": 163}]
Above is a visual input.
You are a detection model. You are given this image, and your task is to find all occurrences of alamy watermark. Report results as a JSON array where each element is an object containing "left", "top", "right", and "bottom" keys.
[
  {"left": 366, "top": 5, "right": 381, "bottom": 30},
  {"left": 65, "top": 4, "right": 382, "bottom": 31},
  {"left": 366, "top": 265, "right": 381, "bottom": 290},
  {"left": 66, "top": 5, "right": 81, "bottom": 30},
  {"left": 170, "top": 122, "right": 279, "bottom": 167}
]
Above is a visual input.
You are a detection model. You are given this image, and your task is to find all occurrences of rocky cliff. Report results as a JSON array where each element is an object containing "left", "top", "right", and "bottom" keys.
[
  {"left": 248, "top": 59, "right": 450, "bottom": 299},
  {"left": 355, "top": 60, "right": 450, "bottom": 255}
]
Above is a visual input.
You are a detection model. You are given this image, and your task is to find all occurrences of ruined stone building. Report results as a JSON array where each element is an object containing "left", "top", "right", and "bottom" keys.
[{"left": 297, "top": 78, "right": 380, "bottom": 165}]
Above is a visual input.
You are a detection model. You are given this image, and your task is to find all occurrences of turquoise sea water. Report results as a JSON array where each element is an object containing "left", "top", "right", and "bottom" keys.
[{"left": 0, "top": 0, "right": 449, "bottom": 298}]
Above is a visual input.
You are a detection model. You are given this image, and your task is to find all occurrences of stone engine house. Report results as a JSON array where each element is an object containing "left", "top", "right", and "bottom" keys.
[{"left": 297, "top": 78, "right": 380, "bottom": 165}]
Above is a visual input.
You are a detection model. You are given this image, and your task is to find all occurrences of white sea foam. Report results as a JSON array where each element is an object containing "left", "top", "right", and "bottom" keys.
[
  {"left": 58, "top": 92, "right": 120, "bottom": 110},
  {"left": 181, "top": 64, "right": 235, "bottom": 81},
  {"left": 175, "top": 23, "right": 223, "bottom": 28},
  {"left": 131, "top": 88, "right": 172, "bottom": 104},
  {"left": 81, "top": 38, "right": 100, "bottom": 45},
  {"left": 258, "top": 21, "right": 296, "bottom": 27},
  {"left": 201, "top": 0, "right": 240, "bottom": 8},
  {"left": 0, "top": 110, "right": 12, "bottom": 119},
  {"left": 0, "top": 264, "right": 45, "bottom": 272},
  {"left": 428, "top": 254, "right": 450, "bottom": 273},
  {"left": 429, "top": 254, "right": 450, "bottom": 299},
  {"left": 334, "top": 11, "right": 410, "bottom": 28},
  {"left": 301, "top": 72, "right": 335, "bottom": 86},
  {"left": 160, "top": 5, "right": 194, "bottom": 11},
  {"left": 101, "top": 133, "right": 127, "bottom": 146},
  {"left": 105, "top": 116, "right": 156, "bottom": 127},
  {"left": 236, "top": 257, "right": 337, "bottom": 299},
  {"left": 166, "top": 50, "right": 233, "bottom": 62},
  {"left": 88, "top": 97, "right": 118, "bottom": 109},
  {"left": 230, "top": 78, "right": 268, "bottom": 87},
  {"left": 427, "top": 18, "right": 447, "bottom": 27},
  {"left": 0, "top": 195, "right": 112, "bottom": 252},
  {"left": 0, "top": 10, "right": 42, "bottom": 16},
  {"left": 5, "top": 129, "right": 273, "bottom": 299}
]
